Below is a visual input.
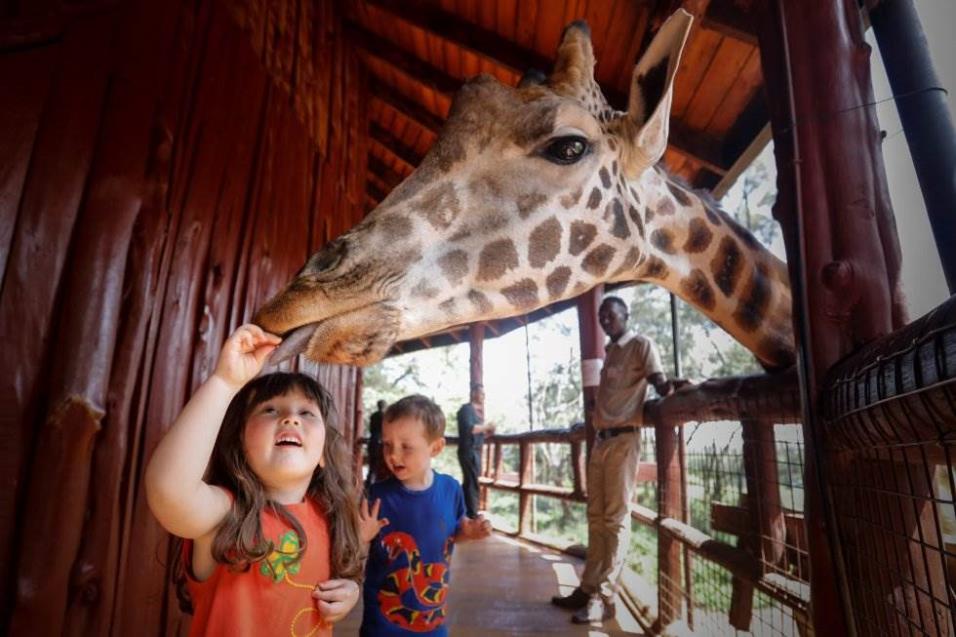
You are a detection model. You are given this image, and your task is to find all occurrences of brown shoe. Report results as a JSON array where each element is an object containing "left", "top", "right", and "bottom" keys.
[
  {"left": 550, "top": 587, "right": 590, "bottom": 610},
  {"left": 570, "top": 596, "right": 615, "bottom": 624}
]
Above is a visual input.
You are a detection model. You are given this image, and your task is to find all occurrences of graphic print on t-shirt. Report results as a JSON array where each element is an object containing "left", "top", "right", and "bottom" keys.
[{"left": 378, "top": 532, "right": 453, "bottom": 632}]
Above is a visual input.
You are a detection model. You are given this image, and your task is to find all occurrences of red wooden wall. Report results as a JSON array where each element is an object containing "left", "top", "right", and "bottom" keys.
[{"left": 0, "top": 0, "right": 367, "bottom": 634}]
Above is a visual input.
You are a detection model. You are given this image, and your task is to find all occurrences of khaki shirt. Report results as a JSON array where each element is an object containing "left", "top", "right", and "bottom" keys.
[{"left": 594, "top": 330, "right": 663, "bottom": 429}]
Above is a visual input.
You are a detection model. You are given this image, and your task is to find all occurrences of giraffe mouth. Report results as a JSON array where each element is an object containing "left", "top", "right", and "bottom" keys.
[{"left": 265, "top": 302, "right": 402, "bottom": 366}]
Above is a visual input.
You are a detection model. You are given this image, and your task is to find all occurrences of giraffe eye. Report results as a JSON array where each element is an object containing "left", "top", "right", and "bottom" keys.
[{"left": 540, "top": 136, "right": 590, "bottom": 165}]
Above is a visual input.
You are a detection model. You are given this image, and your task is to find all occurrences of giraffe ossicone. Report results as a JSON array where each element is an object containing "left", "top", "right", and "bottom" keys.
[{"left": 255, "top": 10, "right": 795, "bottom": 370}]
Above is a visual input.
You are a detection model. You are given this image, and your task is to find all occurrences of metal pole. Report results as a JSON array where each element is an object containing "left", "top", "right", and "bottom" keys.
[
  {"left": 669, "top": 293, "right": 682, "bottom": 378},
  {"left": 869, "top": 0, "right": 956, "bottom": 293},
  {"left": 524, "top": 322, "right": 534, "bottom": 430}
]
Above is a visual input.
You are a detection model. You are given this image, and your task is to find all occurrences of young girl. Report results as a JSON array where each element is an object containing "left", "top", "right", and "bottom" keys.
[{"left": 146, "top": 324, "right": 363, "bottom": 636}]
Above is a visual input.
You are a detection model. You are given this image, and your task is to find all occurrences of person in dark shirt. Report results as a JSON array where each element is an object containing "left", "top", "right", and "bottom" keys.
[
  {"left": 365, "top": 399, "right": 387, "bottom": 492},
  {"left": 455, "top": 383, "right": 496, "bottom": 519}
]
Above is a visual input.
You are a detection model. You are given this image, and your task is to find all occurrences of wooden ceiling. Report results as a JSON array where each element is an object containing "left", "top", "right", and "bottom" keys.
[{"left": 344, "top": 0, "right": 769, "bottom": 354}]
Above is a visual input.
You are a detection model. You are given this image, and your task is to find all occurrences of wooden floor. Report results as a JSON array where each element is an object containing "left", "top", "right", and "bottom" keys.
[{"left": 338, "top": 533, "right": 645, "bottom": 636}]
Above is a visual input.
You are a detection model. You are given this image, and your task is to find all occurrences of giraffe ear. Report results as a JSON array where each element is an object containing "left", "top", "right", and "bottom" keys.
[
  {"left": 620, "top": 10, "right": 693, "bottom": 174},
  {"left": 548, "top": 20, "right": 596, "bottom": 97}
]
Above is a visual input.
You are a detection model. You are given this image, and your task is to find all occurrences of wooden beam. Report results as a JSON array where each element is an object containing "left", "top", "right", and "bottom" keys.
[
  {"left": 369, "top": 121, "right": 424, "bottom": 169},
  {"left": 365, "top": 0, "right": 551, "bottom": 78},
  {"left": 368, "top": 155, "right": 404, "bottom": 190},
  {"left": 703, "top": 0, "right": 758, "bottom": 46},
  {"left": 366, "top": 182, "right": 386, "bottom": 205},
  {"left": 669, "top": 120, "right": 731, "bottom": 175},
  {"left": 348, "top": 22, "right": 458, "bottom": 95},
  {"left": 369, "top": 79, "right": 443, "bottom": 134}
]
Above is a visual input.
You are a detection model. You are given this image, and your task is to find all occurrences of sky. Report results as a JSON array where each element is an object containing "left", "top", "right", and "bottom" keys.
[{"left": 366, "top": 2, "right": 955, "bottom": 435}]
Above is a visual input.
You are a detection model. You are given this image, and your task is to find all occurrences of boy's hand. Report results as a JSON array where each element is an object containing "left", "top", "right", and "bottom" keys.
[
  {"left": 458, "top": 514, "right": 492, "bottom": 541},
  {"left": 214, "top": 324, "right": 281, "bottom": 389},
  {"left": 312, "top": 578, "right": 359, "bottom": 624},
  {"left": 359, "top": 497, "right": 389, "bottom": 543}
]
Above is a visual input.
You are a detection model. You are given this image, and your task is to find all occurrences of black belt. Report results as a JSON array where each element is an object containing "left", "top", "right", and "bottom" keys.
[{"left": 595, "top": 426, "right": 638, "bottom": 440}]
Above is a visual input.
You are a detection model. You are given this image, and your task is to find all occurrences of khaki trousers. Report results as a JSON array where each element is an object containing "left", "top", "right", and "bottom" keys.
[{"left": 580, "top": 431, "right": 641, "bottom": 601}]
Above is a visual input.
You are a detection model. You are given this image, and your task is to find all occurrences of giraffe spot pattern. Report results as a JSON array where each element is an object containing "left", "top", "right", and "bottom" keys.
[
  {"left": 560, "top": 187, "right": 583, "bottom": 208},
  {"left": 627, "top": 205, "right": 645, "bottom": 238},
  {"left": 468, "top": 289, "right": 493, "bottom": 314},
  {"left": 733, "top": 263, "right": 772, "bottom": 332},
  {"left": 599, "top": 167, "right": 611, "bottom": 189},
  {"left": 683, "top": 218, "right": 713, "bottom": 254},
  {"left": 657, "top": 196, "right": 676, "bottom": 216},
  {"left": 710, "top": 237, "right": 744, "bottom": 296},
  {"left": 546, "top": 266, "right": 572, "bottom": 299},
  {"left": 650, "top": 229, "right": 676, "bottom": 254},
  {"left": 378, "top": 214, "right": 413, "bottom": 240},
  {"left": 411, "top": 279, "right": 439, "bottom": 299},
  {"left": 680, "top": 268, "right": 716, "bottom": 311},
  {"left": 587, "top": 187, "right": 602, "bottom": 210},
  {"left": 569, "top": 221, "right": 597, "bottom": 256},
  {"left": 478, "top": 239, "right": 519, "bottom": 281},
  {"left": 439, "top": 298, "right": 457, "bottom": 315},
  {"left": 438, "top": 250, "right": 469, "bottom": 285},
  {"left": 517, "top": 192, "right": 548, "bottom": 219},
  {"left": 757, "top": 335, "right": 795, "bottom": 369},
  {"left": 417, "top": 182, "right": 461, "bottom": 230},
  {"left": 528, "top": 217, "right": 562, "bottom": 268},
  {"left": 667, "top": 181, "right": 692, "bottom": 207},
  {"left": 608, "top": 200, "right": 630, "bottom": 239},
  {"left": 501, "top": 279, "right": 539, "bottom": 310},
  {"left": 644, "top": 205, "right": 654, "bottom": 224},
  {"left": 582, "top": 244, "right": 616, "bottom": 277},
  {"left": 642, "top": 255, "right": 669, "bottom": 279}
]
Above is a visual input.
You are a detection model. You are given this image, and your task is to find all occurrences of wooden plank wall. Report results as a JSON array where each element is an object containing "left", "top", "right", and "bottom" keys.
[{"left": 0, "top": 0, "right": 367, "bottom": 634}]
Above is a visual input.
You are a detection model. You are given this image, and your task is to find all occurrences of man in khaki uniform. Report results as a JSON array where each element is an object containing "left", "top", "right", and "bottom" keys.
[{"left": 552, "top": 295, "right": 677, "bottom": 625}]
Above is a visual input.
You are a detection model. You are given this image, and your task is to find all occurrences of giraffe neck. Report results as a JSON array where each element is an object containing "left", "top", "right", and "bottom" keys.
[{"left": 622, "top": 168, "right": 794, "bottom": 367}]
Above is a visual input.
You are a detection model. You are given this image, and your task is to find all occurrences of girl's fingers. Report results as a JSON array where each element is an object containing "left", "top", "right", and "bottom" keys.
[{"left": 379, "top": 517, "right": 390, "bottom": 528}]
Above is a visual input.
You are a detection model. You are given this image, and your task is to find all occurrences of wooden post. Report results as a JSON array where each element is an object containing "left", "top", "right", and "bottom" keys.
[
  {"left": 742, "top": 419, "right": 786, "bottom": 567},
  {"left": 576, "top": 285, "right": 605, "bottom": 468},
  {"left": 753, "top": 1, "right": 905, "bottom": 634},
  {"left": 519, "top": 441, "right": 534, "bottom": 536},
  {"left": 656, "top": 418, "right": 684, "bottom": 629}
]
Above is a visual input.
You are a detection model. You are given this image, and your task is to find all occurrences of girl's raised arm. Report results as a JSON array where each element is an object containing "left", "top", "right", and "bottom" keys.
[{"left": 145, "top": 324, "right": 280, "bottom": 539}]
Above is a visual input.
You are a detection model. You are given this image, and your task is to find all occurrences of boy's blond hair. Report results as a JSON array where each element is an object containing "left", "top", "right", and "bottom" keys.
[{"left": 384, "top": 394, "right": 446, "bottom": 441}]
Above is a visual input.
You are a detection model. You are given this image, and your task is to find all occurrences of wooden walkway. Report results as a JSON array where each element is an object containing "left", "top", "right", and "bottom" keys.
[{"left": 339, "top": 533, "right": 645, "bottom": 636}]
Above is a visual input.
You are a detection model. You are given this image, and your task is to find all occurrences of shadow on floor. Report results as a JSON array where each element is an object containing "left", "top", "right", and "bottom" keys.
[{"left": 337, "top": 533, "right": 646, "bottom": 636}]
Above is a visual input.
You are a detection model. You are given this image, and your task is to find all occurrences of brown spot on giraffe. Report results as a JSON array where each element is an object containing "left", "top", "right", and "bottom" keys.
[
  {"left": 378, "top": 214, "right": 413, "bottom": 240},
  {"left": 417, "top": 182, "right": 461, "bottom": 230},
  {"left": 411, "top": 279, "right": 439, "bottom": 299},
  {"left": 438, "top": 250, "right": 469, "bottom": 285},
  {"left": 627, "top": 205, "right": 645, "bottom": 238},
  {"left": 528, "top": 217, "right": 562, "bottom": 268},
  {"left": 680, "top": 268, "right": 716, "bottom": 311},
  {"left": 517, "top": 192, "right": 548, "bottom": 218},
  {"left": 757, "top": 335, "right": 795, "bottom": 369},
  {"left": 582, "top": 244, "right": 616, "bottom": 277},
  {"left": 477, "top": 239, "right": 519, "bottom": 281},
  {"left": 438, "top": 298, "right": 457, "bottom": 315},
  {"left": 569, "top": 221, "right": 597, "bottom": 256},
  {"left": 607, "top": 200, "right": 630, "bottom": 239},
  {"left": 644, "top": 205, "right": 654, "bottom": 224},
  {"left": 546, "top": 266, "right": 572, "bottom": 298},
  {"left": 657, "top": 196, "right": 676, "bottom": 216},
  {"left": 683, "top": 218, "right": 713, "bottom": 254},
  {"left": 710, "top": 236, "right": 744, "bottom": 296},
  {"left": 501, "top": 278, "right": 539, "bottom": 310},
  {"left": 599, "top": 167, "right": 611, "bottom": 188},
  {"left": 733, "top": 263, "right": 772, "bottom": 332},
  {"left": 586, "top": 187, "right": 602, "bottom": 210},
  {"left": 650, "top": 229, "right": 676, "bottom": 254},
  {"left": 468, "top": 289, "right": 493, "bottom": 314},
  {"left": 560, "top": 187, "right": 583, "bottom": 208},
  {"left": 642, "top": 255, "right": 669, "bottom": 279},
  {"left": 667, "top": 181, "right": 692, "bottom": 207}
]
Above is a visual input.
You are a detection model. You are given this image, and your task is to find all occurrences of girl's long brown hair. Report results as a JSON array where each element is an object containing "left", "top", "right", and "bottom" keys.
[{"left": 175, "top": 372, "right": 362, "bottom": 612}]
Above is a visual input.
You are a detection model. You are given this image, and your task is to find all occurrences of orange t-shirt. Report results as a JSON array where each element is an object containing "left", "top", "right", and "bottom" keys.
[{"left": 185, "top": 498, "right": 333, "bottom": 637}]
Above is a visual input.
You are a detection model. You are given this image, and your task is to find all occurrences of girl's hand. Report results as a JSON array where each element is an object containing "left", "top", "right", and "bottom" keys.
[
  {"left": 312, "top": 578, "right": 360, "bottom": 624},
  {"left": 214, "top": 324, "right": 281, "bottom": 389},
  {"left": 359, "top": 497, "right": 389, "bottom": 543},
  {"left": 458, "top": 514, "right": 492, "bottom": 541}
]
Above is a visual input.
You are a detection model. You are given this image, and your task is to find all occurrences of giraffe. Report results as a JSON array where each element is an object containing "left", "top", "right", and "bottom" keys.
[{"left": 254, "top": 11, "right": 795, "bottom": 371}]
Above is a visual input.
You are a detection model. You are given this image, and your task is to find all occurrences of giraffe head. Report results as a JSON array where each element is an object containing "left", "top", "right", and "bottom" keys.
[{"left": 255, "top": 11, "right": 795, "bottom": 369}]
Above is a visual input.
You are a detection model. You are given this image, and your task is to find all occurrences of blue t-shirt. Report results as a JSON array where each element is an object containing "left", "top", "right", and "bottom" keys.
[{"left": 360, "top": 472, "right": 466, "bottom": 636}]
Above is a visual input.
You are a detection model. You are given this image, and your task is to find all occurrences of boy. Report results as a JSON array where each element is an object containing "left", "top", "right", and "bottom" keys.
[{"left": 359, "top": 394, "right": 492, "bottom": 636}]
